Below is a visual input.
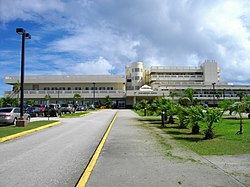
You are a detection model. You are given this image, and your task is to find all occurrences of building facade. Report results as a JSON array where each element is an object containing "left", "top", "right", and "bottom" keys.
[{"left": 4, "top": 60, "right": 250, "bottom": 108}]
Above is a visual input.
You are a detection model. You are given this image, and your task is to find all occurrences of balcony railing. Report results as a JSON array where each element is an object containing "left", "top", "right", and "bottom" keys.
[{"left": 4, "top": 90, "right": 126, "bottom": 99}]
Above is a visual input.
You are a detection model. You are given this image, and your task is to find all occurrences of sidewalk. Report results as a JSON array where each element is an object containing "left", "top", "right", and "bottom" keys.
[{"left": 87, "top": 110, "right": 246, "bottom": 187}]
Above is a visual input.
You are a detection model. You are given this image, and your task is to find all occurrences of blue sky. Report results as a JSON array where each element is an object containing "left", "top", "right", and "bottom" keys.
[{"left": 1, "top": 0, "right": 250, "bottom": 97}]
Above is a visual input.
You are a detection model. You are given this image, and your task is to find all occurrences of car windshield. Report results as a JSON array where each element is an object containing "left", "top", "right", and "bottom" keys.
[
  {"left": 0, "top": 108, "right": 13, "bottom": 113},
  {"left": 26, "top": 107, "right": 37, "bottom": 111},
  {"left": 61, "top": 104, "right": 68, "bottom": 107}
]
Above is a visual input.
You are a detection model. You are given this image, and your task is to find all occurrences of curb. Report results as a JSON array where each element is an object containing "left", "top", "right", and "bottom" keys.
[{"left": 0, "top": 121, "right": 61, "bottom": 143}]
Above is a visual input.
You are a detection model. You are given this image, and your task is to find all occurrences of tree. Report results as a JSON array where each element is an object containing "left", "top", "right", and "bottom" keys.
[
  {"left": 73, "top": 93, "right": 81, "bottom": 106},
  {"left": 177, "top": 105, "right": 189, "bottom": 129},
  {"left": 169, "top": 92, "right": 179, "bottom": 100},
  {"left": 44, "top": 95, "right": 51, "bottom": 105},
  {"left": 26, "top": 100, "right": 35, "bottom": 106},
  {"left": 218, "top": 99, "right": 235, "bottom": 115},
  {"left": 73, "top": 93, "right": 81, "bottom": 100},
  {"left": 187, "top": 106, "right": 204, "bottom": 134},
  {"left": 236, "top": 92, "right": 246, "bottom": 101},
  {"left": 230, "top": 101, "right": 249, "bottom": 134},
  {"left": 1, "top": 97, "right": 18, "bottom": 107},
  {"left": 179, "top": 88, "right": 196, "bottom": 107},
  {"left": 203, "top": 108, "right": 222, "bottom": 139},
  {"left": 12, "top": 80, "right": 21, "bottom": 102},
  {"left": 105, "top": 95, "right": 112, "bottom": 109},
  {"left": 184, "top": 88, "right": 195, "bottom": 105},
  {"left": 165, "top": 99, "right": 178, "bottom": 124}
]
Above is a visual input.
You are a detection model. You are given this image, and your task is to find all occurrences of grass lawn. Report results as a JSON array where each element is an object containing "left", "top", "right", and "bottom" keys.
[
  {"left": 0, "top": 120, "right": 59, "bottom": 138},
  {"left": 137, "top": 113, "right": 250, "bottom": 155},
  {"left": 60, "top": 111, "right": 89, "bottom": 118}
]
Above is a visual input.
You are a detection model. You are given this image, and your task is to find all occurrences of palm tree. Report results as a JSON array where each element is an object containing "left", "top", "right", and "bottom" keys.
[
  {"left": 218, "top": 99, "right": 235, "bottom": 115},
  {"left": 169, "top": 92, "right": 179, "bottom": 100},
  {"left": 187, "top": 105, "right": 204, "bottom": 134},
  {"left": 105, "top": 95, "right": 112, "bottom": 109},
  {"left": 184, "top": 88, "right": 195, "bottom": 105},
  {"left": 230, "top": 101, "right": 249, "bottom": 134},
  {"left": 203, "top": 108, "right": 222, "bottom": 139},
  {"left": 44, "top": 95, "right": 51, "bottom": 105},
  {"left": 236, "top": 92, "right": 246, "bottom": 101},
  {"left": 177, "top": 105, "right": 189, "bottom": 129},
  {"left": 179, "top": 88, "right": 196, "bottom": 107},
  {"left": 12, "top": 80, "right": 21, "bottom": 102},
  {"left": 165, "top": 99, "right": 178, "bottom": 124}
]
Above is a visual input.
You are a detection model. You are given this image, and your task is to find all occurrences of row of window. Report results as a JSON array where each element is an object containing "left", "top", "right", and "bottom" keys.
[
  {"left": 132, "top": 76, "right": 142, "bottom": 80},
  {"left": 132, "top": 68, "right": 142, "bottom": 72},
  {"left": 153, "top": 72, "right": 203, "bottom": 75},
  {"left": 43, "top": 87, "right": 114, "bottom": 91}
]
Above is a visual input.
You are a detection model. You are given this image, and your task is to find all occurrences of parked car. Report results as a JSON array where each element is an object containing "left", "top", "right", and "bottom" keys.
[
  {"left": 33, "top": 104, "right": 46, "bottom": 112},
  {"left": 44, "top": 104, "right": 60, "bottom": 117},
  {"left": 0, "top": 107, "right": 30, "bottom": 125},
  {"left": 25, "top": 106, "right": 44, "bottom": 117},
  {"left": 76, "top": 105, "right": 88, "bottom": 111},
  {"left": 59, "top": 104, "right": 74, "bottom": 114}
]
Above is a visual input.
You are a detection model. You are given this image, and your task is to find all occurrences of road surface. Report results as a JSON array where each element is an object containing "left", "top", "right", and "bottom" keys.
[{"left": 0, "top": 109, "right": 117, "bottom": 187}]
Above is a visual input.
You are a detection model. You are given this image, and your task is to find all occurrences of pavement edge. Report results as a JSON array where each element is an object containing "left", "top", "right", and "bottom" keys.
[{"left": 0, "top": 121, "right": 61, "bottom": 143}]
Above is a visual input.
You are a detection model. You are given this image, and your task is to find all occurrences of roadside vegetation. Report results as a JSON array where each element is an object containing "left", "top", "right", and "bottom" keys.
[
  {"left": 134, "top": 88, "right": 250, "bottom": 155},
  {"left": 0, "top": 120, "right": 59, "bottom": 138},
  {"left": 60, "top": 111, "right": 89, "bottom": 118}
]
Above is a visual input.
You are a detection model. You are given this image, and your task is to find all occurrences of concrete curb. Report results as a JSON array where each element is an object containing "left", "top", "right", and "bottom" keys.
[{"left": 0, "top": 121, "right": 61, "bottom": 143}]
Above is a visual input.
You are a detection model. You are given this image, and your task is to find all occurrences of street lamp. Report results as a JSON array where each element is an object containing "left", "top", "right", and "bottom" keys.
[
  {"left": 93, "top": 82, "right": 96, "bottom": 105},
  {"left": 16, "top": 28, "right": 31, "bottom": 127},
  {"left": 212, "top": 82, "right": 216, "bottom": 106}
]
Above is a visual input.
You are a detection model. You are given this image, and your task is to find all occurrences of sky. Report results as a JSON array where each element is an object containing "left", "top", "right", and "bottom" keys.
[{"left": 0, "top": 0, "right": 250, "bottom": 97}]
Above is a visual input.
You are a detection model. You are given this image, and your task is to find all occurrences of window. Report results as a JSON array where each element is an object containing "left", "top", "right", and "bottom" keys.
[
  {"left": 135, "top": 76, "right": 140, "bottom": 80},
  {"left": 135, "top": 68, "right": 140, "bottom": 72},
  {"left": 85, "top": 87, "right": 89, "bottom": 90},
  {"left": 107, "top": 87, "right": 113, "bottom": 90},
  {"left": 75, "top": 87, "right": 81, "bottom": 90},
  {"left": 127, "top": 79, "right": 132, "bottom": 82},
  {"left": 68, "top": 87, "right": 71, "bottom": 90}
]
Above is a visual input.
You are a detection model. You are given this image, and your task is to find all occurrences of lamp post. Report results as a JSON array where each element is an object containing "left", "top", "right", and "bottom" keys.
[
  {"left": 212, "top": 82, "right": 216, "bottom": 106},
  {"left": 93, "top": 82, "right": 96, "bottom": 105},
  {"left": 16, "top": 28, "right": 31, "bottom": 127}
]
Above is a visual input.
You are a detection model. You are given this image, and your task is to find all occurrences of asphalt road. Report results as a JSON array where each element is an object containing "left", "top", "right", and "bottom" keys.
[{"left": 0, "top": 109, "right": 117, "bottom": 187}]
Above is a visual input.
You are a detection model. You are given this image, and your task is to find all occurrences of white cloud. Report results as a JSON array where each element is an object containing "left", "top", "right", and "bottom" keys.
[
  {"left": 0, "top": 0, "right": 64, "bottom": 23},
  {"left": 1, "top": 0, "right": 250, "bottom": 88},
  {"left": 69, "top": 57, "right": 115, "bottom": 74}
]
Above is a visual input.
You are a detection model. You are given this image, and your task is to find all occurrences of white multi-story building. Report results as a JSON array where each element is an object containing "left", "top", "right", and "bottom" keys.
[{"left": 4, "top": 60, "right": 250, "bottom": 108}]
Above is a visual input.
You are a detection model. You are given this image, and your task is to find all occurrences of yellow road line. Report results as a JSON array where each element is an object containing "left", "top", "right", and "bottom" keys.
[
  {"left": 76, "top": 111, "right": 118, "bottom": 187},
  {"left": 0, "top": 121, "right": 61, "bottom": 143}
]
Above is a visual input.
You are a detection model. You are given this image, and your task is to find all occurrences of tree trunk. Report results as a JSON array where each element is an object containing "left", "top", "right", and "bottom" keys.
[
  {"left": 239, "top": 117, "right": 243, "bottom": 134},
  {"left": 168, "top": 115, "right": 175, "bottom": 124},
  {"left": 192, "top": 123, "right": 200, "bottom": 134}
]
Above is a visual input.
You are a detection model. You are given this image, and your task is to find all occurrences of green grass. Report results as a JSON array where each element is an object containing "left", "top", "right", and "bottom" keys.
[
  {"left": 0, "top": 120, "right": 59, "bottom": 138},
  {"left": 139, "top": 115, "right": 250, "bottom": 155},
  {"left": 60, "top": 111, "right": 89, "bottom": 118}
]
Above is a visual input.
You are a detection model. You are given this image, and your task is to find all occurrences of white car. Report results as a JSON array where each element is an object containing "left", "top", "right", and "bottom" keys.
[{"left": 0, "top": 107, "right": 30, "bottom": 125}]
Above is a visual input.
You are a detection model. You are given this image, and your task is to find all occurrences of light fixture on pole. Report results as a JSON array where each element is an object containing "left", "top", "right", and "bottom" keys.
[
  {"left": 16, "top": 28, "right": 31, "bottom": 127},
  {"left": 93, "top": 82, "right": 96, "bottom": 105},
  {"left": 212, "top": 82, "right": 216, "bottom": 106}
]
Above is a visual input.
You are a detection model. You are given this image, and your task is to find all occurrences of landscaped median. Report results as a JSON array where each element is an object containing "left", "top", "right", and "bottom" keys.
[
  {"left": 0, "top": 120, "right": 61, "bottom": 143},
  {"left": 60, "top": 111, "right": 90, "bottom": 118}
]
